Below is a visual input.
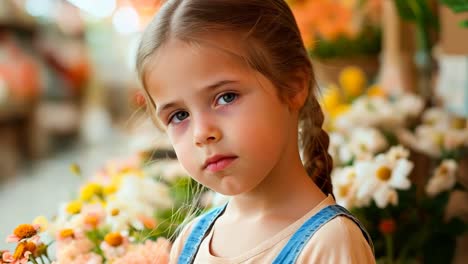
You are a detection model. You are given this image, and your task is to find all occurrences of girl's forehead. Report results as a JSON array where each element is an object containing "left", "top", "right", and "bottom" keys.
[{"left": 144, "top": 36, "right": 254, "bottom": 98}]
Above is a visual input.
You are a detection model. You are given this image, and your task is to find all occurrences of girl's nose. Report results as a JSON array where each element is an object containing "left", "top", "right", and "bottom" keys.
[{"left": 193, "top": 116, "right": 222, "bottom": 147}]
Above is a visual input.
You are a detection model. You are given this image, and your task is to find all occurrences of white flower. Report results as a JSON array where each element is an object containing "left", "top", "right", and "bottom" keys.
[
  {"left": 332, "top": 167, "right": 359, "bottom": 209},
  {"left": 385, "top": 145, "right": 410, "bottom": 166},
  {"left": 355, "top": 155, "right": 413, "bottom": 208},
  {"left": 328, "top": 133, "right": 353, "bottom": 165},
  {"left": 115, "top": 175, "right": 173, "bottom": 210},
  {"left": 348, "top": 127, "right": 388, "bottom": 160},
  {"left": 396, "top": 94, "right": 424, "bottom": 118},
  {"left": 425, "top": 160, "right": 458, "bottom": 197},
  {"left": 444, "top": 130, "right": 468, "bottom": 150},
  {"left": 422, "top": 108, "right": 451, "bottom": 128}
]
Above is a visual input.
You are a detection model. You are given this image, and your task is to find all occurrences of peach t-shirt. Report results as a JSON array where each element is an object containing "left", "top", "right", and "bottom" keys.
[{"left": 170, "top": 195, "right": 376, "bottom": 263}]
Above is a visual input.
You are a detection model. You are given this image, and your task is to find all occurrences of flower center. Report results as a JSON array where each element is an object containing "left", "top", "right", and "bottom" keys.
[
  {"left": 376, "top": 166, "right": 392, "bottom": 181},
  {"left": 338, "top": 185, "right": 350, "bottom": 197},
  {"left": 84, "top": 214, "right": 100, "bottom": 228},
  {"left": 105, "top": 232, "right": 123, "bottom": 247},
  {"left": 59, "top": 229, "right": 75, "bottom": 239},
  {"left": 13, "top": 224, "right": 37, "bottom": 239},
  {"left": 111, "top": 208, "right": 120, "bottom": 216}
]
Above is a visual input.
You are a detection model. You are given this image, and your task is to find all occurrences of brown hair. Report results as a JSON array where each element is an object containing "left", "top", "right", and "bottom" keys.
[{"left": 136, "top": 0, "right": 333, "bottom": 196}]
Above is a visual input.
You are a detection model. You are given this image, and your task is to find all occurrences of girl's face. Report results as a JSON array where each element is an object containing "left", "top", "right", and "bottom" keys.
[{"left": 145, "top": 37, "right": 297, "bottom": 195}]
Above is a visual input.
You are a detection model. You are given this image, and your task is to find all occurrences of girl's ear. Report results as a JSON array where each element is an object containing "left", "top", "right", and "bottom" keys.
[{"left": 287, "top": 69, "right": 310, "bottom": 111}]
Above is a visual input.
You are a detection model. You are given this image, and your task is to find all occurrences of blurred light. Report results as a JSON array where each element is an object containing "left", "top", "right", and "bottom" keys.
[
  {"left": 66, "top": 0, "right": 116, "bottom": 18},
  {"left": 112, "top": 6, "right": 140, "bottom": 35},
  {"left": 25, "top": 0, "right": 55, "bottom": 18}
]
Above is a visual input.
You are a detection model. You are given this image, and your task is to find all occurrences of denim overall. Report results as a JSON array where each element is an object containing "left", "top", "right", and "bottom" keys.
[{"left": 178, "top": 204, "right": 374, "bottom": 264}]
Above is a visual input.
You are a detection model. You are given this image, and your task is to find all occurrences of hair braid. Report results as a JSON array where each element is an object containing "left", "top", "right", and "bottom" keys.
[{"left": 300, "top": 90, "right": 334, "bottom": 196}]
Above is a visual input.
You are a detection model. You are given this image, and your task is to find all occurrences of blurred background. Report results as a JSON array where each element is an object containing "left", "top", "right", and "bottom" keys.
[{"left": 0, "top": 0, "right": 166, "bottom": 247}]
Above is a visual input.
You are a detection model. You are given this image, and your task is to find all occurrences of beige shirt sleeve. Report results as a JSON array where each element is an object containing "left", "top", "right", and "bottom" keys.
[{"left": 297, "top": 216, "right": 376, "bottom": 264}]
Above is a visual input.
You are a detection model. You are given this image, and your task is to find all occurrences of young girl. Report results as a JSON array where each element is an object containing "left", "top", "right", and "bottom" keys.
[{"left": 136, "top": 0, "right": 375, "bottom": 263}]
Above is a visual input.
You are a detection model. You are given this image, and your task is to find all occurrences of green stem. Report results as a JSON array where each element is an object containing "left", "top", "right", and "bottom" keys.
[
  {"left": 39, "top": 255, "right": 46, "bottom": 264},
  {"left": 385, "top": 234, "right": 394, "bottom": 264},
  {"left": 30, "top": 256, "right": 40, "bottom": 264}
]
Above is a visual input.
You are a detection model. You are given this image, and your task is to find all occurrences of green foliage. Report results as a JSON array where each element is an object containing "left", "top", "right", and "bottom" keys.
[
  {"left": 440, "top": 0, "right": 468, "bottom": 27},
  {"left": 394, "top": 0, "right": 439, "bottom": 29},
  {"left": 440, "top": 0, "right": 468, "bottom": 12},
  {"left": 309, "top": 26, "right": 381, "bottom": 59}
]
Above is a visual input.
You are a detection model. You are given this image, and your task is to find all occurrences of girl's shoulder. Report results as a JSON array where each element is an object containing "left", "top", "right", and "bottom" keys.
[
  {"left": 297, "top": 215, "right": 376, "bottom": 263},
  {"left": 169, "top": 206, "right": 225, "bottom": 263}
]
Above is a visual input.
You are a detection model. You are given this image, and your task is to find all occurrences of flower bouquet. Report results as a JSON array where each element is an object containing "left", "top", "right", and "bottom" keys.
[
  {"left": 1, "top": 153, "right": 209, "bottom": 264},
  {"left": 324, "top": 72, "right": 468, "bottom": 263}
]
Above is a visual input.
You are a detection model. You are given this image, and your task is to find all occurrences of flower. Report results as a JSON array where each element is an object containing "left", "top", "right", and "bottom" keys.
[
  {"left": 2, "top": 241, "right": 34, "bottom": 264},
  {"left": 101, "top": 232, "right": 129, "bottom": 260},
  {"left": 355, "top": 152, "right": 413, "bottom": 208},
  {"left": 366, "top": 84, "right": 386, "bottom": 98},
  {"left": 339, "top": 66, "right": 367, "bottom": 98},
  {"left": 55, "top": 232, "right": 96, "bottom": 263},
  {"left": 332, "top": 167, "right": 359, "bottom": 208},
  {"left": 378, "top": 219, "right": 396, "bottom": 234},
  {"left": 65, "top": 200, "right": 82, "bottom": 215},
  {"left": 348, "top": 127, "right": 388, "bottom": 160},
  {"left": 113, "top": 238, "right": 171, "bottom": 264},
  {"left": 32, "top": 216, "right": 49, "bottom": 232},
  {"left": 6, "top": 224, "right": 40, "bottom": 243},
  {"left": 79, "top": 182, "right": 103, "bottom": 202},
  {"left": 425, "top": 160, "right": 458, "bottom": 197}
]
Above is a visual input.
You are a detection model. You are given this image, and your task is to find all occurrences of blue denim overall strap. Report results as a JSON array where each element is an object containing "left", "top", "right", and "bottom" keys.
[
  {"left": 273, "top": 204, "right": 374, "bottom": 264},
  {"left": 177, "top": 204, "right": 227, "bottom": 264}
]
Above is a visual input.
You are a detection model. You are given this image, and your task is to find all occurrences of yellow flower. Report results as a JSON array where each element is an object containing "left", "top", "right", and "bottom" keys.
[
  {"left": 32, "top": 216, "right": 48, "bottom": 232},
  {"left": 330, "top": 104, "right": 351, "bottom": 118},
  {"left": 367, "top": 84, "right": 386, "bottom": 97},
  {"left": 79, "top": 183, "right": 103, "bottom": 202},
  {"left": 322, "top": 84, "right": 342, "bottom": 110},
  {"left": 103, "top": 184, "right": 118, "bottom": 196},
  {"left": 339, "top": 66, "right": 367, "bottom": 97},
  {"left": 66, "top": 200, "right": 82, "bottom": 215}
]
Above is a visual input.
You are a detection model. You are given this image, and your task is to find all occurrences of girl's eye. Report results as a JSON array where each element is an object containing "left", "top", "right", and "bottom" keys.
[
  {"left": 169, "top": 111, "right": 189, "bottom": 124},
  {"left": 217, "top": 92, "right": 238, "bottom": 105}
]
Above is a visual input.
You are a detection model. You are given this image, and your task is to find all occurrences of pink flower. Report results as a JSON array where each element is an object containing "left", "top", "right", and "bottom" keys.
[
  {"left": 2, "top": 251, "right": 31, "bottom": 264},
  {"left": 6, "top": 224, "right": 40, "bottom": 243},
  {"left": 55, "top": 234, "right": 95, "bottom": 263},
  {"left": 2, "top": 241, "right": 34, "bottom": 264},
  {"left": 113, "top": 238, "right": 171, "bottom": 264},
  {"left": 54, "top": 252, "right": 102, "bottom": 264}
]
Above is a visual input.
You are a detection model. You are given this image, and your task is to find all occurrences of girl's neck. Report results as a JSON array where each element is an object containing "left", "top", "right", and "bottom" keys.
[{"left": 226, "top": 139, "right": 327, "bottom": 220}]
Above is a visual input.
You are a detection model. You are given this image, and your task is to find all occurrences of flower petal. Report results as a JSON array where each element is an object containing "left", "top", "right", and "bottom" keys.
[
  {"left": 389, "top": 159, "right": 413, "bottom": 190},
  {"left": 6, "top": 234, "right": 20, "bottom": 243}
]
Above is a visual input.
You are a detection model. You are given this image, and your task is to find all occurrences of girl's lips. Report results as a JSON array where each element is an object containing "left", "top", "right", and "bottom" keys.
[{"left": 204, "top": 156, "right": 237, "bottom": 172}]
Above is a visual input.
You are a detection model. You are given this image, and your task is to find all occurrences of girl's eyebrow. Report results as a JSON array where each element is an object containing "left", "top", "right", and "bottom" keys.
[{"left": 156, "top": 79, "right": 238, "bottom": 117}]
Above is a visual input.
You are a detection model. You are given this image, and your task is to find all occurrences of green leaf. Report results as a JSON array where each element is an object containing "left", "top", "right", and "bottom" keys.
[
  {"left": 440, "top": 0, "right": 468, "bottom": 13},
  {"left": 460, "top": 19, "right": 468, "bottom": 27}
]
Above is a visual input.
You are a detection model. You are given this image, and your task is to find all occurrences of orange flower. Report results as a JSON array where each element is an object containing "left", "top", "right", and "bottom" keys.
[{"left": 6, "top": 224, "right": 40, "bottom": 243}]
